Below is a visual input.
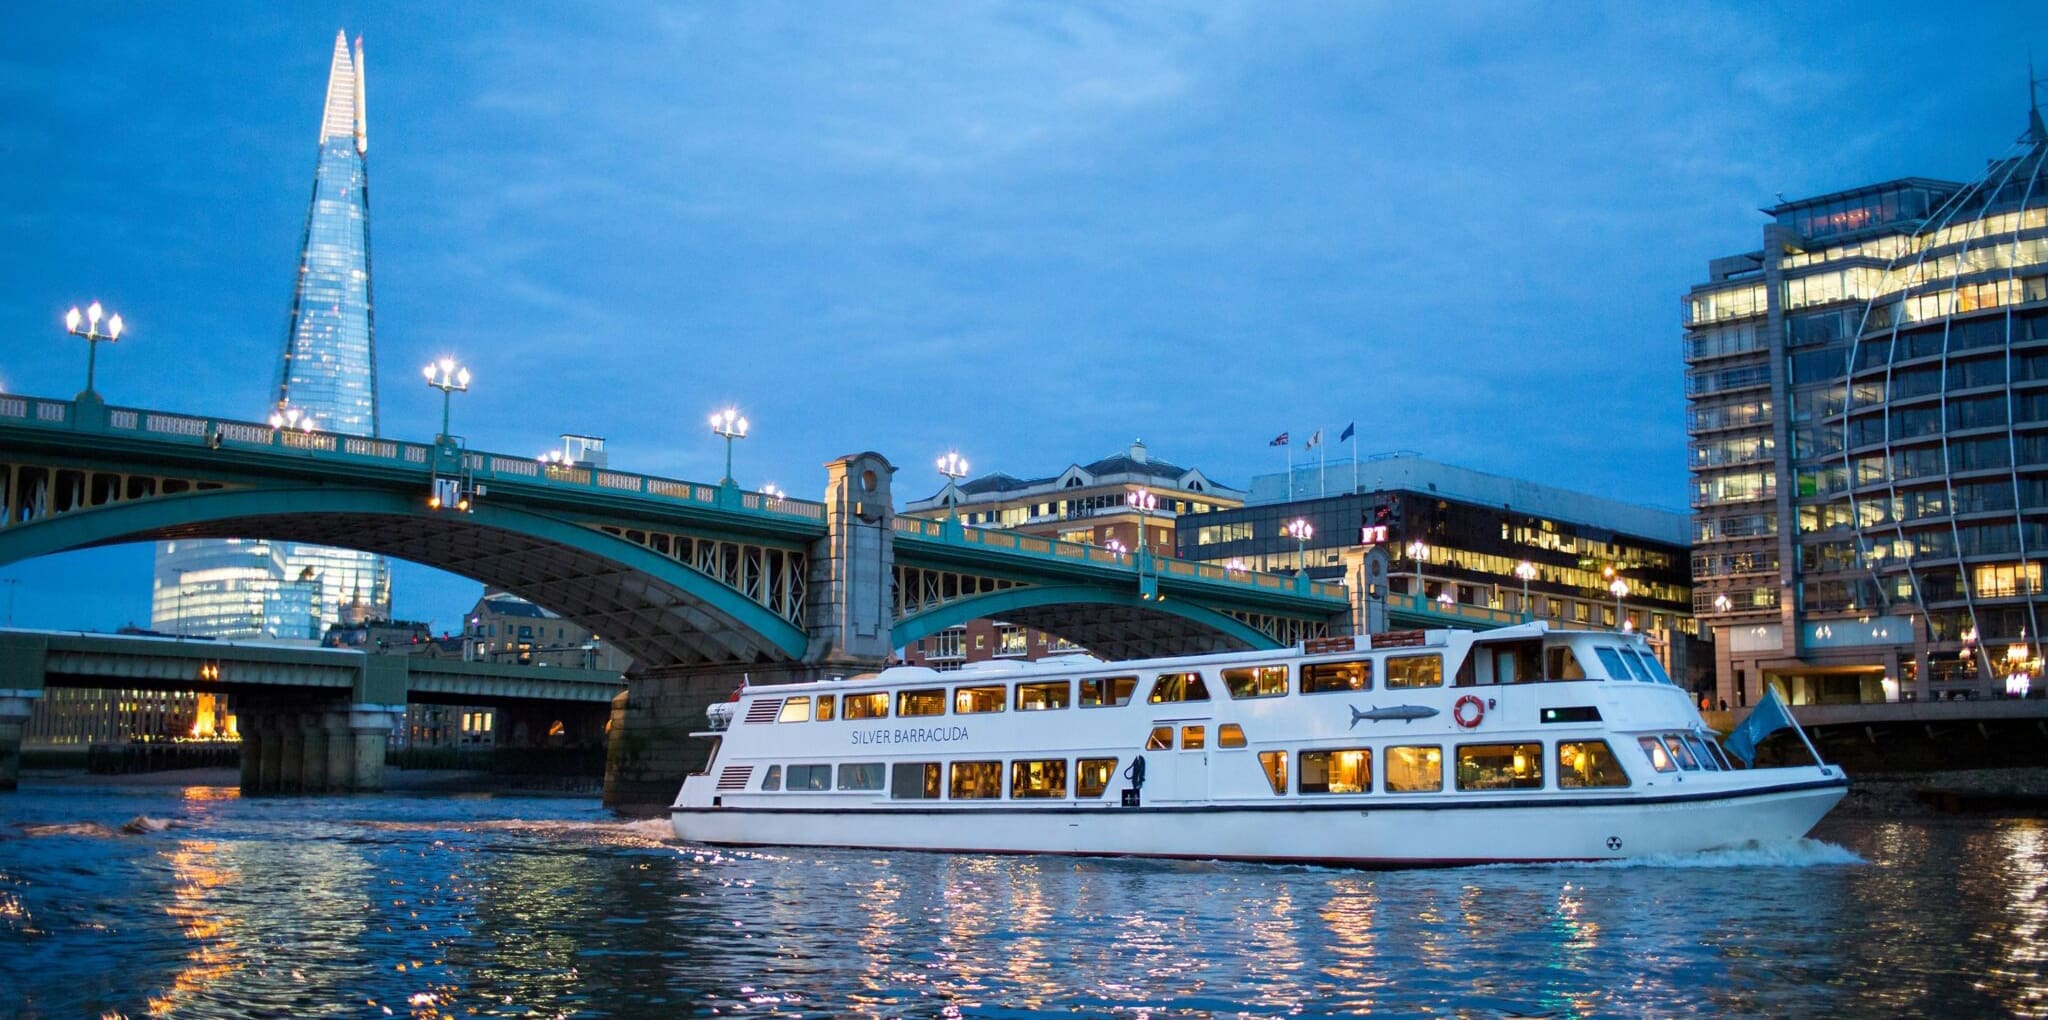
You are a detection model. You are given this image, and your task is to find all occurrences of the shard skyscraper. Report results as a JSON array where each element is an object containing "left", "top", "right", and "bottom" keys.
[{"left": 151, "top": 31, "right": 390, "bottom": 639}]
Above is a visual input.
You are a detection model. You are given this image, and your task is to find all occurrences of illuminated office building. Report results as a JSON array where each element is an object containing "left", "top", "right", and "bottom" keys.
[
  {"left": 151, "top": 29, "right": 390, "bottom": 637},
  {"left": 1687, "top": 95, "right": 2048, "bottom": 706}
]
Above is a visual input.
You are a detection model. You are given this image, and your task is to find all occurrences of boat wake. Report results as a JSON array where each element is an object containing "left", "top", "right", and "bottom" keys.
[
  {"left": 1573, "top": 838, "right": 1865, "bottom": 869},
  {"left": 14, "top": 816, "right": 180, "bottom": 839}
]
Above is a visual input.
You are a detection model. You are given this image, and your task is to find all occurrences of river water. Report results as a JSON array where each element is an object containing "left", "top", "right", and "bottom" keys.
[{"left": 0, "top": 781, "right": 2043, "bottom": 1018}]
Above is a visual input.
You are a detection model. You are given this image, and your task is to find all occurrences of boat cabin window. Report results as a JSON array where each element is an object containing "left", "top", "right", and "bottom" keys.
[
  {"left": 1077, "top": 757, "right": 1118, "bottom": 798},
  {"left": 1146, "top": 725, "right": 1174, "bottom": 750},
  {"left": 1301, "top": 659, "right": 1372, "bottom": 694},
  {"left": 1557, "top": 740, "right": 1631, "bottom": 788},
  {"left": 1637, "top": 653, "right": 1676, "bottom": 685},
  {"left": 815, "top": 695, "right": 836, "bottom": 722},
  {"left": 1080, "top": 675, "right": 1137, "bottom": 708},
  {"left": 1661, "top": 735, "right": 1701, "bottom": 771},
  {"left": 954, "top": 684, "right": 1005, "bottom": 714},
  {"left": 1636, "top": 736, "right": 1676, "bottom": 772},
  {"left": 1700, "top": 738, "right": 1733, "bottom": 771},
  {"left": 1460, "top": 640, "right": 1542, "bottom": 686},
  {"left": 1222, "top": 664, "right": 1289, "bottom": 699},
  {"left": 838, "top": 762, "right": 884, "bottom": 790},
  {"left": 1455, "top": 742, "right": 1544, "bottom": 791},
  {"left": 1011, "top": 759, "right": 1068, "bottom": 798},
  {"left": 1257, "top": 750, "right": 1288, "bottom": 794},
  {"left": 844, "top": 692, "right": 889, "bottom": 720},
  {"left": 1217, "top": 723, "right": 1247, "bottom": 748},
  {"left": 761, "top": 764, "right": 782, "bottom": 791},
  {"left": 786, "top": 764, "right": 831, "bottom": 790},
  {"left": 1299, "top": 748, "right": 1372, "bottom": 794},
  {"left": 1593, "top": 647, "right": 1632, "bottom": 680},
  {"left": 1016, "top": 680, "right": 1071, "bottom": 711},
  {"left": 891, "top": 762, "right": 940, "bottom": 799},
  {"left": 1682, "top": 735, "right": 1719, "bottom": 771},
  {"left": 776, "top": 697, "right": 812, "bottom": 723},
  {"left": 1149, "top": 671, "right": 1211, "bottom": 703},
  {"left": 949, "top": 760, "right": 1002, "bottom": 799},
  {"left": 898, "top": 688, "right": 946, "bottom": 717},
  {"left": 1385, "top": 654, "right": 1443, "bottom": 690},
  {"left": 1546, "top": 647, "right": 1587, "bottom": 680},
  {"left": 1181, "top": 725, "right": 1206, "bottom": 750},
  {"left": 1385, "top": 745, "right": 1443, "bottom": 792}
]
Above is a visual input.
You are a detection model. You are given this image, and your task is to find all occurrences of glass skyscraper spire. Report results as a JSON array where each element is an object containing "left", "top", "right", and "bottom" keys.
[{"left": 151, "top": 30, "right": 390, "bottom": 639}]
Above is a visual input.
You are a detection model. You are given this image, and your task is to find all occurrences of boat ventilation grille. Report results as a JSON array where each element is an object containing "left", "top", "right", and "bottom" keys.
[
  {"left": 715, "top": 766, "right": 754, "bottom": 791},
  {"left": 743, "top": 698, "right": 784, "bottom": 724}
]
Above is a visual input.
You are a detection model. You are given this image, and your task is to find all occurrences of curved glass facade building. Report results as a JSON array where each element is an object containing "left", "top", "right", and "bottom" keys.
[
  {"left": 151, "top": 30, "right": 389, "bottom": 638},
  {"left": 1688, "top": 101, "right": 2048, "bottom": 706}
]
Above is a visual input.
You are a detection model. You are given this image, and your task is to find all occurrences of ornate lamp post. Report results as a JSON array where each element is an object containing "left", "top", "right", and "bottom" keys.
[
  {"left": 1609, "top": 577, "right": 1629, "bottom": 631},
  {"left": 422, "top": 358, "right": 471, "bottom": 438},
  {"left": 936, "top": 451, "right": 970, "bottom": 522},
  {"left": 64, "top": 301, "right": 124, "bottom": 400},
  {"left": 1514, "top": 560, "right": 1537, "bottom": 618},
  {"left": 1286, "top": 518, "right": 1315, "bottom": 573},
  {"left": 269, "top": 404, "right": 318, "bottom": 432},
  {"left": 1126, "top": 487, "right": 1158, "bottom": 557},
  {"left": 761, "top": 483, "right": 786, "bottom": 505},
  {"left": 1407, "top": 539, "right": 1429, "bottom": 599},
  {"left": 1104, "top": 538, "right": 1128, "bottom": 560},
  {"left": 709, "top": 408, "right": 749, "bottom": 485}
]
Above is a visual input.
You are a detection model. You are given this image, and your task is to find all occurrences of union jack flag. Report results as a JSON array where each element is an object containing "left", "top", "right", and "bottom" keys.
[{"left": 1269, "top": 432, "right": 1289, "bottom": 447}]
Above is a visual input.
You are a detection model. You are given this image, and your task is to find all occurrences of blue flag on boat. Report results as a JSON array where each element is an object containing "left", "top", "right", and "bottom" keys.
[{"left": 1724, "top": 685, "right": 1799, "bottom": 766}]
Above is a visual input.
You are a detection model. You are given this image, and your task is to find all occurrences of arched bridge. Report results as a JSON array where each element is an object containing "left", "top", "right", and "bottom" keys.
[{"left": 0, "top": 394, "right": 1351, "bottom": 670}]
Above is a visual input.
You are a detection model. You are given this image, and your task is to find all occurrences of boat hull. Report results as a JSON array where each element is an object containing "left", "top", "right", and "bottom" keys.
[{"left": 671, "top": 771, "right": 1847, "bottom": 866}]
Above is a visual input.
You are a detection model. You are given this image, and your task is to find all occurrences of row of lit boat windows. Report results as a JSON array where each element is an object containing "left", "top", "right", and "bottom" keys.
[{"left": 752, "top": 734, "right": 1726, "bottom": 798}]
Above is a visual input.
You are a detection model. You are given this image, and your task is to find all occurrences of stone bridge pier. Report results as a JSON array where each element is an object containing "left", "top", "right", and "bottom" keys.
[
  {"left": 604, "top": 452, "right": 899, "bottom": 814},
  {"left": 237, "top": 694, "right": 403, "bottom": 794}
]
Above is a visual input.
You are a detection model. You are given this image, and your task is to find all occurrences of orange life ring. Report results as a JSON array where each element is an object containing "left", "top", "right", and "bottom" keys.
[{"left": 1453, "top": 694, "right": 1484, "bottom": 729}]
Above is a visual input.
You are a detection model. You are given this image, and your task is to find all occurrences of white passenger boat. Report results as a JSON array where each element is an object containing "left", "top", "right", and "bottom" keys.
[{"left": 670, "top": 623, "right": 1847, "bottom": 865}]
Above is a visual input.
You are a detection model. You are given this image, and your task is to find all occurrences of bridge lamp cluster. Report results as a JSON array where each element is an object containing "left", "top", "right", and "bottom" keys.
[
  {"left": 269, "top": 405, "right": 318, "bottom": 432},
  {"left": 538, "top": 449, "right": 572, "bottom": 473},
  {"left": 64, "top": 300, "right": 125, "bottom": 398},
  {"left": 428, "top": 475, "right": 472, "bottom": 513},
  {"left": 423, "top": 357, "right": 472, "bottom": 438},
  {"left": 761, "top": 483, "right": 786, "bottom": 504},
  {"left": 710, "top": 407, "right": 749, "bottom": 485},
  {"left": 1286, "top": 517, "right": 1314, "bottom": 571}
]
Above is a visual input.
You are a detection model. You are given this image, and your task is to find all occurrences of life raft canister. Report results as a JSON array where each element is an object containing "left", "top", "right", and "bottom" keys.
[{"left": 1453, "top": 694, "right": 1485, "bottom": 729}]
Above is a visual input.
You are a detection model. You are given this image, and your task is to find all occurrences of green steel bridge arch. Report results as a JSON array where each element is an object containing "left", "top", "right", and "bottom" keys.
[
  {"left": 0, "top": 485, "right": 809, "bottom": 667},
  {"left": 891, "top": 583, "right": 1283, "bottom": 660}
]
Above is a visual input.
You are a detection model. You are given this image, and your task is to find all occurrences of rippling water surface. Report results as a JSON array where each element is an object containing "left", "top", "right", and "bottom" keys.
[{"left": 3, "top": 782, "right": 2046, "bottom": 1017}]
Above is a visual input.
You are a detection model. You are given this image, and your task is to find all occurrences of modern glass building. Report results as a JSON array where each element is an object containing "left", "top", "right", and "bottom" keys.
[
  {"left": 151, "top": 30, "right": 390, "bottom": 639},
  {"left": 1687, "top": 97, "right": 2048, "bottom": 706}
]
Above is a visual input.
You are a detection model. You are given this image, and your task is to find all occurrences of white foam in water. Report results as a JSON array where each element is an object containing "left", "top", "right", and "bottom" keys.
[
  {"left": 1573, "top": 838, "right": 1866, "bottom": 869},
  {"left": 617, "top": 817, "right": 679, "bottom": 843}
]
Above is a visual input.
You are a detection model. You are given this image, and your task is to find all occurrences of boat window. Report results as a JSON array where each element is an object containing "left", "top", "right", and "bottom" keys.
[
  {"left": 1181, "top": 725, "right": 1206, "bottom": 750},
  {"left": 1701, "top": 737, "right": 1734, "bottom": 771},
  {"left": 1011, "top": 759, "right": 1068, "bottom": 798},
  {"left": 1301, "top": 659, "right": 1372, "bottom": 694},
  {"left": 1593, "top": 647, "right": 1632, "bottom": 680},
  {"left": 843, "top": 692, "right": 889, "bottom": 720},
  {"left": 1455, "top": 742, "right": 1544, "bottom": 791},
  {"left": 761, "top": 764, "right": 782, "bottom": 791},
  {"left": 1148, "top": 671, "right": 1211, "bottom": 703},
  {"left": 898, "top": 688, "right": 946, "bottom": 717},
  {"left": 1016, "top": 680, "right": 1071, "bottom": 711},
  {"left": 1558, "top": 740, "right": 1631, "bottom": 788},
  {"left": 776, "top": 696, "right": 812, "bottom": 723},
  {"left": 1146, "top": 725, "right": 1174, "bottom": 750},
  {"left": 1386, "top": 654, "right": 1443, "bottom": 689},
  {"left": 1683, "top": 735, "right": 1720, "bottom": 770},
  {"left": 1080, "top": 675, "right": 1137, "bottom": 708},
  {"left": 786, "top": 764, "right": 832, "bottom": 790},
  {"left": 1546, "top": 647, "right": 1587, "bottom": 680},
  {"left": 1385, "top": 745, "right": 1443, "bottom": 793},
  {"left": 815, "top": 695, "right": 836, "bottom": 722},
  {"left": 949, "top": 760, "right": 1002, "bottom": 799},
  {"left": 953, "top": 685, "right": 1005, "bottom": 714},
  {"left": 1637, "top": 653, "right": 1676, "bottom": 685},
  {"left": 1637, "top": 736, "right": 1676, "bottom": 772},
  {"left": 1483, "top": 640, "right": 1544, "bottom": 683},
  {"left": 1661, "top": 735, "right": 1701, "bottom": 771},
  {"left": 1218, "top": 723, "right": 1247, "bottom": 748},
  {"left": 890, "top": 762, "right": 941, "bottom": 799},
  {"left": 1257, "top": 750, "right": 1288, "bottom": 794},
  {"left": 838, "top": 762, "right": 885, "bottom": 790},
  {"left": 1299, "top": 748, "right": 1373, "bottom": 794},
  {"left": 1077, "top": 757, "right": 1118, "bottom": 798},
  {"left": 1222, "top": 664, "right": 1289, "bottom": 699}
]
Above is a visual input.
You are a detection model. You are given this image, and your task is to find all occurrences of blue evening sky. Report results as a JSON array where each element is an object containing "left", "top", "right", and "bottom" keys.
[{"left": 2, "top": 3, "right": 2044, "bottom": 633}]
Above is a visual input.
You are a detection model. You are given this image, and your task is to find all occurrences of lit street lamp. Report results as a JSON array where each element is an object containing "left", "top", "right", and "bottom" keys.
[
  {"left": 710, "top": 407, "right": 749, "bottom": 485},
  {"left": 1104, "top": 538, "right": 1128, "bottom": 560},
  {"left": 936, "top": 451, "right": 970, "bottom": 521},
  {"left": 1713, "top": 593, "right": 1733, "bottom": 614},
  {"left": 423, "top": 358, "right": 471, "bottom": 438},
  {"left": 1514, "top": 560, "right": 1537, "bottom": 618},
  {"left": 1286, "top": 518, "right": 1314, "bottom": 573},
  {"left": 64, "top": 300, "right": 124, "bottom": 400},
  {"left": 538, "top": 449, "right": 571, "bottom": 471},
  {"left": 1126, "top": 487, "right": 1158, "bottom": 557},
  {"left": 761, "top": 483, "right": 786, "bottom": 504},
  {"left": 269, "top": 404, "right": 318, "bottom": 432},
  {"left": 1407, "top": 539, "right": 1429, "bottom": 598},
  {"left": 1609, "top": 577, "right": 1629, "bottom": 631}
]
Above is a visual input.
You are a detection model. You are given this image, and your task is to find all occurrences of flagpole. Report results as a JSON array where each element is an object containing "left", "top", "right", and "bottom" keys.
[
  {"left": 1286, "top": 438, "right": 1293, "bottom": 498},
  {"left": 1318, "top": 432, "right": 1326, "bottom": 499},
  {"left": 1351, "top": 430, "right": 1359, "bottom": 494}
]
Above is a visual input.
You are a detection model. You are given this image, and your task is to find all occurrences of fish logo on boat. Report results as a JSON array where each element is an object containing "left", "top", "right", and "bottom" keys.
[{"left": 1348, "top": 703, "right": 1440, "bottom": 728}]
